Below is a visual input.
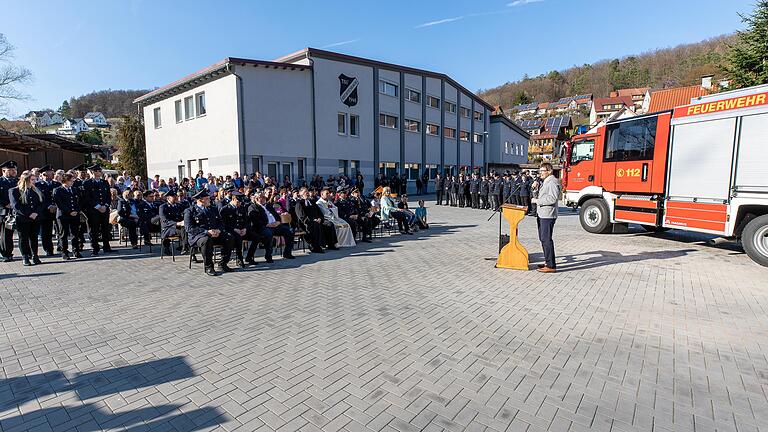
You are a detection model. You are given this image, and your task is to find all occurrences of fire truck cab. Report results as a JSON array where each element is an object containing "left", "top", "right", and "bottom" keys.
[{"left": 562, "top": 84, "right": 768, "bottom": 267}]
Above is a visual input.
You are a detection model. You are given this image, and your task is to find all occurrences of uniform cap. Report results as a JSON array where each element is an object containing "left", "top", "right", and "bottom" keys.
[
  {"left": 87, "top": 163, "right": 103, "bottom": 171},
  {"left": 39, "top": 164, "right": 54, "bottom": 172},
  {"left": 0, "top": 160, "right": 18, "bottom": 169},
  {"left": 191, "top": 189, "right": 209, "bottom": 200}
]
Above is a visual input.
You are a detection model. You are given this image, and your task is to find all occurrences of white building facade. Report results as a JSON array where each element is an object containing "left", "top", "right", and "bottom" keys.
[{"left": 135, "top": 49, "right": 495, "bottom": 192}]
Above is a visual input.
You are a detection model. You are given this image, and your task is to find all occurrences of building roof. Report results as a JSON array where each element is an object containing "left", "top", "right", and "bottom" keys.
[
  {"left": 275, "top": 48, "right": 494, "bottom": 110},
  {"left": 611, "top": 87, "right": 650, "bottom": 98},
  {"left": 593, "top": 96, "right": 634, "bottom": 112},
  {"left": 647, "top": 85, "right": 711, "bottom": 113},
  {"left": 84, "top": 112, "right": 104, "bottom": 119},
  {"left": 490, "top": 113, "right": 530, "bottom": 138},
  {"left": 0, "top": 130, "right": 96, "bottom": 154}
]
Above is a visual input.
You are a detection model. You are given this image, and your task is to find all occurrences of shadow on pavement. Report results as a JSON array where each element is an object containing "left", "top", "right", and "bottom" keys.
[{"left": 553, "top": 248, "right": 698, "bottom": 272}]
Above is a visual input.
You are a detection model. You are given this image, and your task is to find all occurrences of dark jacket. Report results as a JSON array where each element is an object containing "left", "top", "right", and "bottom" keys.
[
  {"left": 184, "top": 204, "right": 224, "bottom": 246},
  {"left": 82, "top": 178, "right": 111, "bottom": 211},
  {"left": 52, "top": 185, "right": 81, "bottom": 219},
  {"left": 0, "top": 176, "right": 18, "bottom": 214},
  {"left": 294, "top": 198, "right": 322, "bottom": 228},
  {"left": 218, "top": 201, "right": 248, "bottom": 233},
  {"left": 159, "top": 201, "right": 185, "bottom": 238},
  {"left": 10, "top": 187, "right": 44, "bottom": 223},
  {"left": 247, "top": 202, "right": 280, "bottom": 232},
  {"left": 35, "top": 180, "right": 61, "bottom": 219}
]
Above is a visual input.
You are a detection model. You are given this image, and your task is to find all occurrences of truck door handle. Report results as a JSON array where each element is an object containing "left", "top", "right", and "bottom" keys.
[
  {"left": 588, "top": 175, "right": 594, "bottom": 181},
  {"left": 641, "top": 163, "right": 648, "bottom": 182}
]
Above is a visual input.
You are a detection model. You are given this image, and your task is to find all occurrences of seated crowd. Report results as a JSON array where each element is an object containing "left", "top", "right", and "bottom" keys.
[{"left": 0, "top": 162, "right": 429, "bottom": 276}]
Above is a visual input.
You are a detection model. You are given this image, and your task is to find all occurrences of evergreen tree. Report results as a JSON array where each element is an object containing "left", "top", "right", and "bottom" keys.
[
  {"left": 727, "top": 1, "right": 768, "bottom": 88},
  {"left": 512, "top": 91, "right": 533, "bottom": 106},
  {"left": 59, "top": 100, "right": 71, "bottom": 117},
  {"left": 116, "top": 115, "right": 147, "bottom": 178}
]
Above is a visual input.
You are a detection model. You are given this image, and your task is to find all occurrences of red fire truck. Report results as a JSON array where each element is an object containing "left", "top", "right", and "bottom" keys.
[{"left": 561, "top": 84, "right": 768, "bottom": 266}]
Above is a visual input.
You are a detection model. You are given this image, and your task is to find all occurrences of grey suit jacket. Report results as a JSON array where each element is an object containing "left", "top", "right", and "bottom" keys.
[{"left": 536, "top": 175, "right": 561, "bottom": 219}]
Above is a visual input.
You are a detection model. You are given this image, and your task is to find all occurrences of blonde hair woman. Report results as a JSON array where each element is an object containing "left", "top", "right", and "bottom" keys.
[
  {"left": 379, "top": 186, "right": 413, "bottom": 234},
  {"left": 10, "top": 171, "right": 44, "bottom": 265}
]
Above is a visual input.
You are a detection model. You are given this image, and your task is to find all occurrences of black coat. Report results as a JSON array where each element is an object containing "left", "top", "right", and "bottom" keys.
[
  {"left": 218, "top": 201, "right": 248, "bottom": 233},
  {"left": 10, "top": 187, "right": 44, "bottom": 223},
  {"left": 159, "top": 202, "right": 185, "bottom": 238},
  {"left": 35, "top": 180, "right": 61, "bottom": 219},
  {"left": 184, "top": 204, "right": 224, "bottom": 246},
  {"left": 52, "top": 185, "right": 81, "bottom": 219},
  {"left": 294, "top": 198, "right": 322, "bottom": 228},
  {"left": 82, "top": 178, "right": 111, "bottom": 211},
  {"left": 0, "top": 175, "right": 17, "bottom": 214},
  {"left": 247, "top": 202, "right": 280, "bottom": 232}
]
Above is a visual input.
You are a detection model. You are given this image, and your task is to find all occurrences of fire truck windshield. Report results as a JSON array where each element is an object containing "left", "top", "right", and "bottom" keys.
[{"left": 570, "top": 139, "right": 595, "bottom": 164}]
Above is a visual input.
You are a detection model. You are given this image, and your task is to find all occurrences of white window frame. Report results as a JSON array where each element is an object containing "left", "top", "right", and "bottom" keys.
[
  {"left": 444, "top": 127, "right": 456, "bottom": 139},
  {"left": 473, "top": 111, "right": 483, "bottom": 122},
  {"left": 444, "top": 101, "right": 456, "bottom": 114},
  {"left": 473, "top": 133, "right": 483, "bottom": 144},
  {"left": 460, "top": 107, "right": 471, "bottom": 119},
  {"left": 460, "top": 130, "right": 469, "bottom": 141},
  {"left": 378, "top": 80, "right": 398, "bottom": 97},
  {"left": 404, "top": 118, "right": 420, "bottom": 133},
  {"left": 184, "top": 96, "right": 194, "bottom": 120},
  {"left": 349, "top": 114, "right": 359, "bottom": 137},
  {"left": 153, "top": 107, "right": 161, "bottom": 129},
  {"left": 379, "top": 113, "right": 398, "bottom": 129},
  {"left": 337, "top": 112, "right": 347, "bottom": 135},
  {"left": 175, "top": 100, "right": 183, "bottom": 123},
  {"left": 195, "top": 92, "right": 206, "bottom": 117},
  {"left": 406, "top": 88, "right": 421, "bottom": 103},
  {"left": 426, "top": 123, "right": 439, "bottom": 136},
  {"left": 427, "top": 95, "right": 440, "bottom": 109}
]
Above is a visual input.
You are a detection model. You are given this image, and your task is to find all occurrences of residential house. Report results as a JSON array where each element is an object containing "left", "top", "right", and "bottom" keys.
[
  {"left": 24, "top": 111, "right": 53, "bottom": 127},
  {"left": 609, "top": 87, "right": 649, "bottom": 111},
  {"left": 84, "top": 112, "right": 108, "bottom": 127},
  {"left": 48, "top": 112, "right": 64, "bottom": 125},
  {"left": 56, "top": 118, "right": 89, "bottom": 136},
  {"left": 573, "top": 94, "right": 593, "bottom": 110},
  {"left": 586, "top": 105, "right": 637, "bottom": 134},
  {"left": 590, "top": 96, "right": 635, "bottom": 125},
  {"left": 510, "top": 102, "right": 538, "bottom": 118},
  {"left": 521, "top": 115, "right": 572, "bottom": 161},
  {"left": 641, "top": 76, "right": 718, "bottom": 113}
]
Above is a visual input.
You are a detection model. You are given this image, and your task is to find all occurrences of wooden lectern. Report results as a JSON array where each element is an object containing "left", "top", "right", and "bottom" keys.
[{"left": 496, "top": 204, "right": 529, "bottom": 270}]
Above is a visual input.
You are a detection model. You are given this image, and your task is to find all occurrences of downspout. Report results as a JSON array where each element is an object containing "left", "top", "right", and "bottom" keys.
[
  {"left": 230, "top": 63, "right": 248, "bottom": 175},
  {"left": 307, "top": 54, "right": 318, "bottom": 176}
]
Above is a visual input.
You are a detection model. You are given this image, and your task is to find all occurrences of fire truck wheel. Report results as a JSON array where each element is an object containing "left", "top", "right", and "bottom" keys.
[
  {"left": 742, "top": 214, "right": 768, "bottom": 267},
  {"left": 641, "top": 225, "right": 669, "bottom": 233},
  {"left": 580, "top": 199, "right": 612, "bottom": 234}
]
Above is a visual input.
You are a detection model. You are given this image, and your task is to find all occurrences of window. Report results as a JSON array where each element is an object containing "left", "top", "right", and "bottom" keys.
[
  {"left": 282, "top": 163, "right": 292, "bottom": 182},
  {"left": 350, "top": 160, "right": 360, "bottom": 174},
  {"left": 349, "top": 115, "right": 359, "bottom": 137},
  {"left": 338, "top": 160, "right": 348, "bottom": 176},
  {"left": 404, "top": 119, "right": 420, "bottom": 132},
  {"left": 460, "top": 107, "right": 471, "bottom": 118},
  {"left": 153, "top": 107, "right": 161, "bottom": 128},
  {"left": 338, "top": 112, "right": 347, "bottom": 134},
  {"left": 406, "top": 89, "right": 421, "bottom": 103},
  {"left": 504, "top": 142, "right": 509, "bottom": 154},
  {"left": 184, "top": 96, "right": 194, "bottom": 120},
  {"left": 427, "top": 95, "right": 440, "bottom": 109},
  {"left": 473, "top": 111, "right": 483, "bottom": 121},
  {"left": 444, "top": 101, "right": 456, "bottom": 113},
  {"left": 604, "top": 116, "right": 657, "bottom": 161},
  {"left": 297, "top": 158, "right": 305, "bottom": 179},
  {"left": 379, "top": 113, "right": 398, "bottom": 129},
  {"left": 195, "top": 92, "right": 206, "bottom": 116},
  {"left": 444, "top": 127, "right": 456, "bottom": 139},
  {"left": 379, "top": 80, "right": 398, "bottom": 97},
  {"left": 379, "top": 162, "right": 398, "bottom": 178},
  {"left": 267, "top": 162, "right": 278, "bottom": 179},
  {"left": 404, "top": 163, "right": 420, "bottom": 180},
  {"left": 426, "top": 164, "right": 438, "bottom": 179},
  {"left": 175, "top": 100, "right": 182, "bottom": 123},
  {"left": 570, "top": 139, "right": 595, "bottom": 163},
  {"left": 473, "top": 133, "right": 483, "bottom": 144},
  {"left": 426, "top": 123, "right": 439, "bottom": 136},
  {"left": 460, "top": 130, "right": 469, "bottom": 141}
]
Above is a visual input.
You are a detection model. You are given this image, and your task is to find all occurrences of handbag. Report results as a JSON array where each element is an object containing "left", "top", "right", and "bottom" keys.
[{"left": 4, "top": 213, "right": 16, "bottom": 230}]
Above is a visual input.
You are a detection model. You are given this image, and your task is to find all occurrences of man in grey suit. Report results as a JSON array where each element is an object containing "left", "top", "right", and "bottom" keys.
[{"left": 535, "top": 163, "right": 561, "bottom": 273}]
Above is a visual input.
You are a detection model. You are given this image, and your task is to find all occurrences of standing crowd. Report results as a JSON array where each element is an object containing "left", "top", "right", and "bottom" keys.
[{"left": 433, "top": 170, "right": 540, "bottom": 215}]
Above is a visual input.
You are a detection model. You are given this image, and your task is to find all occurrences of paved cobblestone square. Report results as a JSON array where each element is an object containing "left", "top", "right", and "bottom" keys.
[{"left": 1, "top": 202, "right": 767, "bottom": 431}]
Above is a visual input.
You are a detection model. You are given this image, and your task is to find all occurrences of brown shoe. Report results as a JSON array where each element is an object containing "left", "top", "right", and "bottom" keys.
[
  {"left": 537, "top": 264, "right": 546, "bottom": 268},
  {"left": 537, "top": 266, "right": 557, "bottom": 273}
]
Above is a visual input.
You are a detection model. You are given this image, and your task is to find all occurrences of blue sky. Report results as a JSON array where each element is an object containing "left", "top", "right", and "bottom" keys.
[{"left": 2, "top": 0, "right": 754, "bottom": 117}]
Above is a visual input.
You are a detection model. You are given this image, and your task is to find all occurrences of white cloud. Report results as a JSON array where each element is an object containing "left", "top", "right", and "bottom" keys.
[
  {"left": 414, "top": 16, "right": 464, "bottom": 29},
  {"left": 321, "top": 39, "right": 360, "bottom": 49},
  {"left": 508, "top": 0, "right": 544, "bottom": 6}
]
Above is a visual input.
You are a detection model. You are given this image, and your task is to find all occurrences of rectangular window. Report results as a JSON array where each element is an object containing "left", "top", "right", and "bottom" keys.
[
  {"left": 427, "top": 96, "right": 440, "bottom": 109},
  {"left": 282, "top": 163, "right": 292, "bottom": 182},
  {"left": 267, "top": 162, "right": 278, "bottom": 179},
  {"left": 406, "top": 89, "right": 421, "bottom": 103},
  {"left": 184, "top": 96, "right": 194, "bottom": 120},
  {"left": 426, "top": 123, "right": 439, "bottom": 136},
  {"left": 460, "top": 107, "right": 471, "bottom": 118},
  {"left": 349, "top": 114, "right": 359, "bottom": 137},
  {"left": 570, "top": 139, "right": 594, "bottom": 163},
  {"left": 175, "top": 100, "right": 182, "bottom": 123},
  {"left": 338, "top": 112, "right": 347, "bottom": 134},
  {"left": 444, "top": 127, "right": 456, "bottom": 139},
  {"left": 338, "top": 160, "right": 348, "bottom": 176},
  {"left": 379, "top": 162, "right": 398, "bottom": 178},
  {"left": 473, "top": 111, "right": 483, "bottom": 121},
  {"left": 379, "top": 113, "right": 398, "bottom": 129},
  {"left": 350, "top": 160, "right": 360, "bottom": 174},
  {"left": 404, "top": 163, "right": 420, "bottom": 180},
  {"left": 473, "top": 133, "right": 483, "bottom": 144},
  {"left": 404, "top": 119, "right": 420, "bottom": 132},
  {"left": 297, "top": 158, "right": 305, "bottom": 179},
  {"left": 426, "top": 164, "right": 438, "bottom": 179},
  {"left": 444, "top": 101, "right": 456, "bottom": 113},
  {"left": 604, "top": 116, "right": 657, "bottom": 162},
  {"left": 153, "top": 107, "right": 161, "bottom": 128},
  {"left": 460, "top": 130, "right": 469, "bottom": 141},
  {"left": 378, "top": 80, "right": 398, "bottom": 97},
  {"left": 195, "top": 92, "right": 206, "bottom": 116}
]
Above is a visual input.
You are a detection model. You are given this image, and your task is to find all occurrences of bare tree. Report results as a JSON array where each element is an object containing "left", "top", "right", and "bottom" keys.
[{"left": 0, "top": 33, "right": 32, "bottom": 115}]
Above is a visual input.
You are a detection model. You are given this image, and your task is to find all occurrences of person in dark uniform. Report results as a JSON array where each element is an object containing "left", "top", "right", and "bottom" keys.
[
  {"left": 451, "top": 176, "right": 460, "bottom": 207},
  {"left": 434, "top": 174, "right": 443, "bottom": 205},
  {"left": 502, "top": 172, "right": 513, "bottom": 206},
  {"left": 295, "top": 187, "right": 336, "bottom": 253},
  {"left": 218, "top": 190, "right": 249, "bottom": 268},
  {"left": 470, "top": 173, "right": 480, "bottom": 209},
  {"left": 489, "top": 173, "right": 499, "bottom": 210},
  {"left": 159, "top": 190, "right": 188, "bottom": 256},
  {"left": 443, "top": 175, "right": 452, "bottom": 207},
  {"left": 480, "top": 175, "right": 490, "bottom": 210},
  {"left": 0, "top": 160, "right": 19, "bottom": 262},
  {"left": 247, "top": 189, "right": 295, "bottom": 264},
  {"left": 10, "top": 171, "right": 44, "bottom": 266},
  {"left": 35, "top": 165, "right": 60, "bottom": 256},
  {"left": 512, "top": 172, "right": 522, "bottom": 206},
  {"left": 520, "top": 171, "right": 532, "bottom": 214},
  {"left": 184, "top": 189, "right": 235, "bottom": 276},
  {"left": 350, "top": 187, "right": 374, "bottom": 241},
  {"left": 457, "top": 174, "right": 465, "bottom": 208},
  {"left": 335, "top": 188, "right": 359, "bottom": 239},
  {"left": 117, "top": 189, "right": 143, "bottom": 248},
  {"left": 463, "top": 174, "right": 472, "bottom": 208},
  {"left": 82, "top": 164, "right": 113, "bottom": 256},
  {"left": 53, "top": 173, "right": 82, "bottom": 260},
  {"left": 71, "top": 164, "right": 89, "bottom": 248}
]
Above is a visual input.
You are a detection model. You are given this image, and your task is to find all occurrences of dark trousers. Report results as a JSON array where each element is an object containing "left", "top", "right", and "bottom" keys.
[
  {"left": 537, "top": 217, "right": 556, "bottom": 269},
  {"left": 257, "top": 224, "right": 294, "bottom": 258},
  {"left": 358, "top": 216, "right": 373, "bottom": 238},
  {"left": 193, "top": 232, "right": 234, "bottom": 267},
  {"left": 301, "top": 219, "right": 324, "bottom": 250},
  {"left": 344, "top": 217, "right": 359, "bottom": 238},
  {"left": 0, "top": 222, "right": 13, "bottom": 258},
  {"left": 458, "top": 192, "right": 465, "bottom": 208},
  {"left": 119, "top": 218, "right": 140, "bottom": 245},
  {"left": 481, "top": 194, "right": 489, "bottom": 209},
  {"left": 436, "top": 190, "right": 443, "bottom": 205},
  {"left": 39, "top": 217, "right": 55, "bottom": 254},
  {"left": 471, "top": 193, "right": 480, "bottom": 209},
  {"left": 490, "top": 194, "right": 498, "bottom": 210},
  {"left": 520, "top": 196, "right": 531, "bottom": 213},
  {"left": 86, "top": 210, "right": 111, "bottom": 250},
  {"left": 16, "top": 220, "right": 40, "bottom": 258},
  {"left": 57, "top": 217, "right": 81, "bottom": 253},
  {"left": 390, "top": 211, "right": 410, "bottom": 232},
  {"left": 162, "top": 227, "right": 187, "bottom": 250}
]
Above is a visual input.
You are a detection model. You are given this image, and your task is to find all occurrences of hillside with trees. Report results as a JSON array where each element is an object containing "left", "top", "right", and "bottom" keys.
[
  {"left": 60, "top": 89, "right": 151, "bottom": 118},
  {"left": 480, "top": 34, "right": 737, "bottom": 108}
]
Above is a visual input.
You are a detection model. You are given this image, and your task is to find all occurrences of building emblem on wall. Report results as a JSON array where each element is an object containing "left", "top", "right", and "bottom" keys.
[{"left": 339, "top": 74, "right": 359, "bottom": 107}]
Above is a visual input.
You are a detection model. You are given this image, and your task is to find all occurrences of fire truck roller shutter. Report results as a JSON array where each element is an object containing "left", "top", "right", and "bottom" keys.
[{"left": 735, "top": 113, "right": 768, "bottom": 192}]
